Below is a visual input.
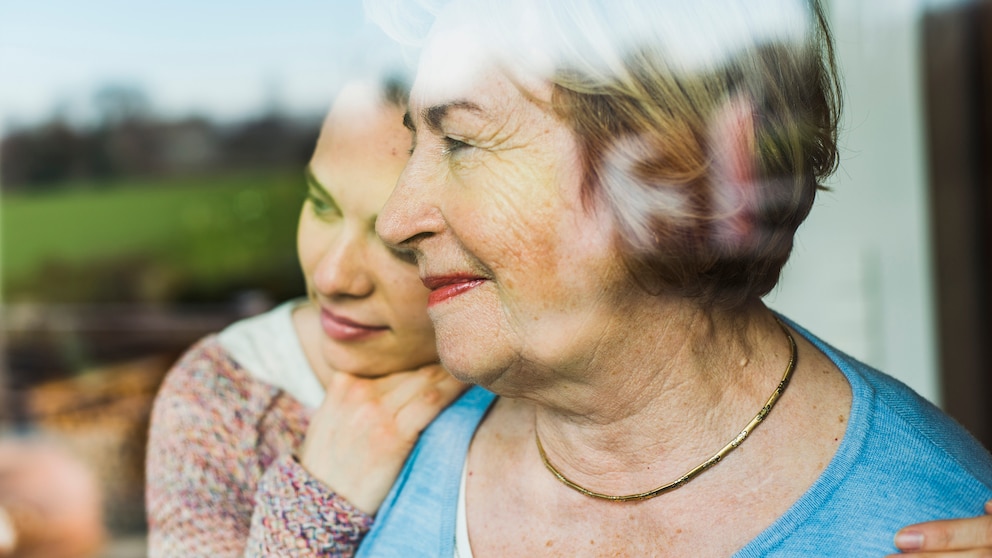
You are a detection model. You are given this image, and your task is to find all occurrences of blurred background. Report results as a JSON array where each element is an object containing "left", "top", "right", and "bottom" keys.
[
  {"left": 0, "top": 0, "right": 990, "bottom": 556},
  {"left": 0, "top": 1, "right": 407, "bottom": 555}
]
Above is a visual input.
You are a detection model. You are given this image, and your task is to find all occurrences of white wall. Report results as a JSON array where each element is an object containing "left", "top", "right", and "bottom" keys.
[{"left": 765, "top": 0, "right": 940, "bottom": 403}]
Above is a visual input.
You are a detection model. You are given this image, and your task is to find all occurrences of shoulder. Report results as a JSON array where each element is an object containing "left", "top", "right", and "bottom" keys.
[
  {"left": 745, "top": 319, "right": 992, "bottom": 556},
  {"left": 149, "top": 334, "right": 315, "bottom": 460},
  {"left": 743, "top": 363, "right": 992, "bottom": 557},
  {"left": 842, "top": 356, "right": 992, "bottom": 489},
  {"left": 784, "top": 316, "right": 992, "bottom": 490},
  {"left": 153, "top": 335, "right": 283, "bottom": 421},
  {"left": 815, "top": 337, "right": 992, "bottom": 507},
  {"left": 147, "top": 335, "right": 310, "bottom": 494},
  {"left": 146, "top": 336, "right": 307, "bottom": 554}
]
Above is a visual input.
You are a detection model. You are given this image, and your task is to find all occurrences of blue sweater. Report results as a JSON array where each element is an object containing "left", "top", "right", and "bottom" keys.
[{"left": 356, "top": 319, "right": 992, "bottom": 557}]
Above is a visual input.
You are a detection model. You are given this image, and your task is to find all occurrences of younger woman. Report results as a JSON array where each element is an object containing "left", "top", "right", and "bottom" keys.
[{"left": 145, "top": 80, "right": 465, "bottom": 557}]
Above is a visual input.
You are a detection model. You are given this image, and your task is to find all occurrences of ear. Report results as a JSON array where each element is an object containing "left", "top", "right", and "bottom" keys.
[{"left": 708, "top": 93, "right": 758, "bottom": 251}]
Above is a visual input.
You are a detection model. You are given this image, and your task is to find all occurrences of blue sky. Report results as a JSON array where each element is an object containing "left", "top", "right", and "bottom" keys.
[
  {"left": 0, "top": 0, "right": 972, "bottom": 132},
  {"left": 0, "top": 0, "right": 409, "bottom": 129}
]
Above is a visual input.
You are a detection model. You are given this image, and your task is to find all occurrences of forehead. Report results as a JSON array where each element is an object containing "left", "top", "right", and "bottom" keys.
[
  {"left": 319, "top": 84, "right": 406, "bottom": 149},
  {"left": 310, "top": 95, "right": 408, "bottom": 212},
  {"left": 409, "top": 39, "right": 552, "bottom": 128},
  {"left": 409, "top": 22, "right": 498, "bottom": 112}
]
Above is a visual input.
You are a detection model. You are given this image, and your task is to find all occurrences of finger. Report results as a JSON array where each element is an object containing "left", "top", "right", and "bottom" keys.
[
  {"left": 320, "top": 370, "right": 361, "bottom": 407},
  {"left": 322, "top": 364, "right": 438, "bottom": 408},
  {"left": 376, "top": 364, "right": 455, "bottom": 410},
  {"left": 393, "top": 375, "right": 469, "bottom": 437},
  {"left": 894, "top": 515, "right": 992, "bottom": 552},
  {"left": 886, "top": 551, "right": 992, "bottom": 558},
  {"left": 0, "top": 505, "right": 15, "bottom": 555}
]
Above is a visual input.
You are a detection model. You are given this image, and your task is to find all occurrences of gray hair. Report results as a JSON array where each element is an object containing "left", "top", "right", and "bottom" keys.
[{"left": 367, "top": 0, "right": 841, "bottom": 309}]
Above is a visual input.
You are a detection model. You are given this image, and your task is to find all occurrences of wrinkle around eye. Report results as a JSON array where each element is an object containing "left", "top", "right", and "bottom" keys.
[{"left": 442, "top": 136, "right": 471, "bottom": 156}]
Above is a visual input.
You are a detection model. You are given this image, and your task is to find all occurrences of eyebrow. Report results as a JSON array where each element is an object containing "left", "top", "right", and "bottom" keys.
[
  {"left": 304, "top": 165, "right": 325, "bottom": 192},
  {"left": 403, "top": 100, "right": 486, "bottom": 134},
  {"left": 305, "top": 165, "right": 378, "bottom": 228},
  {"left": 304, "top": 165, "right": 337, "bottom": 205}
]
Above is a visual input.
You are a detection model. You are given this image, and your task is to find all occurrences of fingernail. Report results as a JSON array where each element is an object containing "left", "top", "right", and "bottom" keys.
[{"left": 894, "top": 530, "right": 924, "bottom": 551}]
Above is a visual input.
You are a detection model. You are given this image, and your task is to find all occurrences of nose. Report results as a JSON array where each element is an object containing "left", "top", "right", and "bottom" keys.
[
  {"left": 375, "top": 153, "right": 445, "bottom": 252},
  {"left": 312, "top": 228, "right": 374, "bottom": 299}
]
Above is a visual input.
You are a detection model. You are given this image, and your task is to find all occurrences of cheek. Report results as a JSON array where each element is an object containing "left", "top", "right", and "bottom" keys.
[
  {"left": 296, "top": 209, "right": 318, "bottom": 279},
  {"left": 457, "top": 163, "right": 561, "bottom": 271},
  {"left": 380, "top": 260, "right": 433, "bottom": 332},
  {"left": 296, "top": 209, "right": 335, "bottom": 285},
  {"left": 388, "top": 277, "right": 437, "bottom": 361}
]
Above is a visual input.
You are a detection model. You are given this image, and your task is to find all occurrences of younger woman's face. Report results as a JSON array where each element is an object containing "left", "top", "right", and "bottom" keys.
[{"left": 297, "top": 87, "right": 437, "bottom": 377}]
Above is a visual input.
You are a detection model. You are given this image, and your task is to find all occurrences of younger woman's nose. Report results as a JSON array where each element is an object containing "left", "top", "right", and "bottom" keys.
[{"left": 312, "top": 233, "right": 374, "bottom": 298}]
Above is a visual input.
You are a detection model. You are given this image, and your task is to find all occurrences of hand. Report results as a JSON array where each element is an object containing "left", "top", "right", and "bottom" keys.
[
  {"left": 0, "top": 505, "right": 15, "bottom": 557},
  {"left": 0, "top": 440, "right": 104, "bottom": 558},
  {"left": 889, "top": 499, "right": 992, "bottom": 556},
  {"left": 297, "top": 364, "right": 469, "bottom": 514}
]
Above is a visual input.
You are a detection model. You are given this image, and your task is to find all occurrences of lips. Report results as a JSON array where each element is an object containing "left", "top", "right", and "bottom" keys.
[
  {"left": 320, "top": 309, "right": 389, "bottom": 342},
  {"left": 422, "top": 275, "right": 486, "bottom": 307}
]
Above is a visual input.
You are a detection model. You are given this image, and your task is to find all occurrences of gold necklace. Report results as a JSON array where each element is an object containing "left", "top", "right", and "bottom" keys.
[{"left": 535, "top": 318, "right": 797, "bottom": 503}]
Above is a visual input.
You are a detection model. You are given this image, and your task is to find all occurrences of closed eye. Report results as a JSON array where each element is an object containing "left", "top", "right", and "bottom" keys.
[
  {"left": 442, "top": 136, "right": 470, "bottom": 156},
  {"left": 304, "top": 167, "right": 341, "bottom": 219},
  {"left": 307, "top": 187, "right": 340, "bottom": 218}
]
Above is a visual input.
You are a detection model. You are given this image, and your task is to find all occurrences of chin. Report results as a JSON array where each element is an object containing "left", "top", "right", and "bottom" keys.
[
  {"left": 436, "top": 339, "right": 507, "bottom": 388},
  {"left": 319, "top": 345, "right": 391, "bottom": 378}
]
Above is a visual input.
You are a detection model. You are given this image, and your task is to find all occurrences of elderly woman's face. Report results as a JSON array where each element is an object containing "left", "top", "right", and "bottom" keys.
[{"left": 377, "top": 41, "right": 632, "bottom": 388}]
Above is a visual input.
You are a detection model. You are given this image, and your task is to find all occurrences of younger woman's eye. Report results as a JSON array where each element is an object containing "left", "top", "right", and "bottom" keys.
[{"left": 307, "top": 188, "right": 341, "bottom": 219}]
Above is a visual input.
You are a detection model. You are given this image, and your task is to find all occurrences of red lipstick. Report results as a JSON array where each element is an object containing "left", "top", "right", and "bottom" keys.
[
  {"left": 320, "top": 309, "right": 388, "bottom": 341},
  {"left": 422, "top": 275, "right": 486, "bottom": 307}
]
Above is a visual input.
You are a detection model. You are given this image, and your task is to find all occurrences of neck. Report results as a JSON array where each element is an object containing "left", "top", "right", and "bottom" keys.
[{"left": 521, "top": 300, "right": 794, "bottom": 490}]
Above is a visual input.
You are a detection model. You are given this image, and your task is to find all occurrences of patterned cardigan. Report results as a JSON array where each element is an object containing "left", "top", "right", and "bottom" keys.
[{"left": 145, "top": 336, "right": 373, "bottom": 557}]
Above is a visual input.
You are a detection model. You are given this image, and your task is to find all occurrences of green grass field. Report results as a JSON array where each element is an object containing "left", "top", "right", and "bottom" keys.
[{"left": 2, "top": 168, "right": 306, "bottom": 303}]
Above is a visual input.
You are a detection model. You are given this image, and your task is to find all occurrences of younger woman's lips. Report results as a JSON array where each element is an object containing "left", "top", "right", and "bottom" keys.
[
  {"left": 423, "top": 276, "right": 486, "bottom": 307},
  {"left": 320, "top": 309, "right": 388, "bottom": 341}
]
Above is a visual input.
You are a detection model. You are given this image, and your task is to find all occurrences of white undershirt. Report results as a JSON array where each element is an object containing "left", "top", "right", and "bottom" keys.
[
  {"left": 454, "top": 460, "right": 474, "bottom": 558},
  {"left": 216, "top": 299, "right": 325, "bottom": 409}
]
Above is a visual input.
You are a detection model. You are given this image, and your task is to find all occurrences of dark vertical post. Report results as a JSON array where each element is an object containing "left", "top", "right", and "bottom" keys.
[{"left": 923, "top": 1, "right": 992, "bottom": 450}]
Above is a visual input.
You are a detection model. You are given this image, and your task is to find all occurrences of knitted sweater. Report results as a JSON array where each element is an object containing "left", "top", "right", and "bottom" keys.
[{"left": 146, "top": 304, "right": 373, "bottom": 557}]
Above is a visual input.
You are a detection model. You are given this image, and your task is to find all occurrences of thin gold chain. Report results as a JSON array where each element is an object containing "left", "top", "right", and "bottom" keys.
[{"left": 535, "top": 318, "right": 797, "bottom": 502}]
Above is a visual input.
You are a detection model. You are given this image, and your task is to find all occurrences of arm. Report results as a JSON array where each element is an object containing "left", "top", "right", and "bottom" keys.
[
  {"left": 146, "top": 343, "right": 274, "bottom": 557},
  {"left": 243, "top": 455, "right": 373, "bottom": 556},
  {"left": 148, "top": 340, "right": 466, "bottom": 557},
  {"left": 244, "top": 363, "right": 466, "bottom": 556},
  {"left": 148, "top": 340, "right": 367, "bottom": 557},
  {"left": 889, "top": 500, "right": 992, "bottom": 557}
]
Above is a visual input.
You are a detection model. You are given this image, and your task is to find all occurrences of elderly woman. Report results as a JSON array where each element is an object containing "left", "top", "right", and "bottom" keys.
[{"left": 356, "top": 0, "right": 992, "bottom": 556}]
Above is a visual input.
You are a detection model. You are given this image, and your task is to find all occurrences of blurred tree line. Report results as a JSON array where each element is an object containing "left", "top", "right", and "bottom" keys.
[
  {"left": 1, "top": 83, "right": 322, "bottom": 385},
  {"left": 1, "top": 84, "right": 320, "bottom": 191},
  {"left": 1, "top": 86, "right": 323, "bottom": 536}
]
